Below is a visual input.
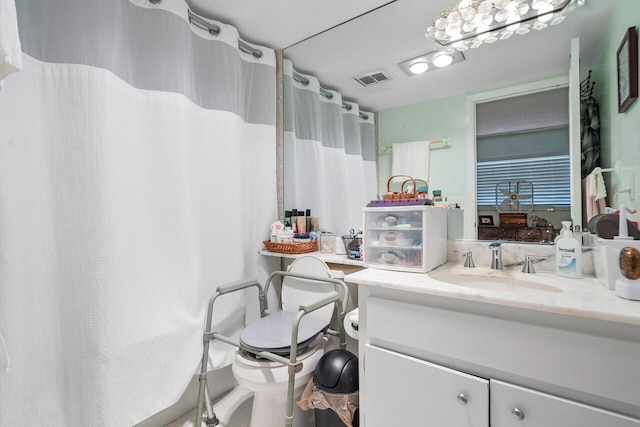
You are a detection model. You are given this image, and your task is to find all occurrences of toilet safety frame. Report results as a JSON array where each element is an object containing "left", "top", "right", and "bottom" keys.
[{"left": 195, "top": 270, "right": 350, "bottom": 427}]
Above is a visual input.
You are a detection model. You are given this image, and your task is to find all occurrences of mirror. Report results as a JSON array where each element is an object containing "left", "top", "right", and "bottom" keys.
[
  {"left": 282, "top": 0, "right": 622, "bottom": 242},
  {"left": 471, "top": 79, "right": 574, "bottom": 243}
]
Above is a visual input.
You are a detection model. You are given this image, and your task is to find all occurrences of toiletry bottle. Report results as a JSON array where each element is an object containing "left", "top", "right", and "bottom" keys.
[
  {"left": 555, "top": 229, "right": 582, "bottom": 278},
  {"left": 311, "top": 216, "right": 320, "bottom": 232},
  {"left": 270, "top": 221, "right": 284, "bottom": 242},
  {"left": 283, "top": 210, "right": 292, "bottom": 228},
  {"left": 296, "top": 214, "right": 306, "bottom": 234},
  {"left": 305, "top": 209, "right": 311, "bottom": 234},
  {"left": 291, "top": 210, "right": 298, "bottom": 233}
]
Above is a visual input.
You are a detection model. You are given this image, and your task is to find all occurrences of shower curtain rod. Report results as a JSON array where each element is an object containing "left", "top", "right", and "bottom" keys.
[
  {"left": 187, "top": 10, "right": 263, "bottom": 59},
  {"left": 185, "top": 7, "right": 369, "bottom": 120},
  {"left": 292, "top": 71, "right": 370, "bottom": 120}
]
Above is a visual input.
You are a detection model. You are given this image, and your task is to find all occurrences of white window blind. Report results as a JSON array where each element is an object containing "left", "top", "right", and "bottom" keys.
[{"left": 477, "top": 155, "right": 571, "bottom": 208}]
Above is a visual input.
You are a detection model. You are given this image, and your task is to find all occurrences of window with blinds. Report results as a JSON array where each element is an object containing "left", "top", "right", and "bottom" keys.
[
  {"left": 476, "top": 87, "right": 570, "bottom": 211},
  {"left": 477, "top": 154, "right": 571, "bottom": 208}
]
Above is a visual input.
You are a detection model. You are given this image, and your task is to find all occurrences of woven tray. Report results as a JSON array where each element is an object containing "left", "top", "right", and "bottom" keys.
[{"left": 263, "top": 240, "right": 318, "bottom": 254}]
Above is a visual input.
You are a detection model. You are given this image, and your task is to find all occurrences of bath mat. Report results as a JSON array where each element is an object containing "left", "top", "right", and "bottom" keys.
[{"left": 166, "top": 386, "right": 253, "bottom": 427}]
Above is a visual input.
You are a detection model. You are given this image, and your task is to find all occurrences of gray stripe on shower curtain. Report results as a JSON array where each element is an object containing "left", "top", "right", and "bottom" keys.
[
  {"left": 16, "top": 0, "right": 275, "bottom": 126},
  {"left": 360, "top": 120, "right": 376, "bottom": 161},
  {"left": 343, "top": 112, "right": 362, "bottom": 155},
  {"left": 283, "top": 72, "right": 376, "bottom": 155}
]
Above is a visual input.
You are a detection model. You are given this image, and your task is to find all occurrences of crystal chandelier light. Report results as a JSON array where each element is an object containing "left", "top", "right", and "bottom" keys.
[{"left": 425, "top": 0, "right": 585, "bottom": 51}]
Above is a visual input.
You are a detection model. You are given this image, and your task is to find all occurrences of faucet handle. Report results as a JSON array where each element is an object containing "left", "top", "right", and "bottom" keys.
[
  {"left": 489, "top": 242, "right": 502, "bottom": 251},
  {"left": 522, "top": 254, "right": 546, "bottom": 274},
  {"left": 454, "top": 250, "right": 475, "bottom": 268}
]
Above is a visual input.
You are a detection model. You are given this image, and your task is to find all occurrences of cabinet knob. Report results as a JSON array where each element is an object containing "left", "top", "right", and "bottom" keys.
[
  {"left": 456, "top": 393, "right": 468, "bottom": 405},
  {"left": 512, "top": 407, "right": 525, "bottom": 420}
]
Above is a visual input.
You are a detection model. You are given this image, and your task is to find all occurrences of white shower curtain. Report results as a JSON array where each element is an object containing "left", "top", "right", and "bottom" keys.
[
  {"left": 0, "top": 1, "right": 277, "bottom": 425},
  {"left": 283, "top": 59, "right": 376, "bottom": 235}
]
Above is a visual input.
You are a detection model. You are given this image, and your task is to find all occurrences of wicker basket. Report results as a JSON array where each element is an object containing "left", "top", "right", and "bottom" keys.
[
  {"left": 402, "top": 178, "right": 429, "bottom": 198},
  {"left": 383, "top": 175, "right": 419, "bottom": 201},
  {"left": 263, "top": 240, "right": 318, "bottom": 254}
]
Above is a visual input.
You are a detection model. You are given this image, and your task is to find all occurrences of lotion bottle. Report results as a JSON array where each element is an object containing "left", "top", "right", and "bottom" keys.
[{"left": 555, "top": 229, "right": 582, "bottom": 278}]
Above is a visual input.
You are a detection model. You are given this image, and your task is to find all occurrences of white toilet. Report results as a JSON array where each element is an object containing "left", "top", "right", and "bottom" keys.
[{"left": 232, "top": 256, "right": 339, "bottom": 427}]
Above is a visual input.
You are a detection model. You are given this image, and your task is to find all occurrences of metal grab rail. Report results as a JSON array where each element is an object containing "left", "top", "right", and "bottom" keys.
[{"left": 195, "top": 270, "right": 349, "bottom": 427}]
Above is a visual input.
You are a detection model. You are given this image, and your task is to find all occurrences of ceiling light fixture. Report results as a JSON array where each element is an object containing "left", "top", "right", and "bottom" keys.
[
  {"left": 409, "top": 61, "right": 430, "bottom": 74},
  {"left": 432, "top": 52, "right": 455, "bottom": 67},
  {"left": 398, "top": 49, "right": 465, "bottom": 76},
  {"left": 425, "top": 0, "right": 584, "bottom": 51}
]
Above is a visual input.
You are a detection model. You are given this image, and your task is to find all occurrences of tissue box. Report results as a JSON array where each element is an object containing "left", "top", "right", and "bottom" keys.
[{"left": 593, "top": 237, "right": 640, "bottom": 289}]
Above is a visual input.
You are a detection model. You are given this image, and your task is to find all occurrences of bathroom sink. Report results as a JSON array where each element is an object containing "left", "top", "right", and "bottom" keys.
[{"left": 430, "top": 272, "right": 563, "bottom": 294}]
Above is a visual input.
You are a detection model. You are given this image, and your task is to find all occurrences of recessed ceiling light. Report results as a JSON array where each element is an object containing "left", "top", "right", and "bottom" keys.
[
  {"left": 398, "top": 49, "right": 464, "bottom": 76},
  {"left": 409, "top": 61, "right": 429, "bottom": 74},
  {"left": 432, "top": 53, "right": 454, "bottom": 68}
]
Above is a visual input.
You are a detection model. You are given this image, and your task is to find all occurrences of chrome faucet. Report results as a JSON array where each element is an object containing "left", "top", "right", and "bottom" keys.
[
  {"left": 521, "top": 254, "right": 546, "bottom": 274},
  {"left": 489, "top": 242, "right": 503, "bottom": 270},
  {"left": 454, "top": 250, "right": 475, "bottom": 268}
]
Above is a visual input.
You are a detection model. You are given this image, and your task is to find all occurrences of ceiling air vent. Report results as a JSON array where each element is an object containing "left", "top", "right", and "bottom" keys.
[{"left": 354, "top": 70, "right": 392, "bottom": 87}]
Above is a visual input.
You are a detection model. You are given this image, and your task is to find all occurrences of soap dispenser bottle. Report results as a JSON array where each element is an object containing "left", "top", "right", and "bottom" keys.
[
  {"left": 554, "top": 221, "right": 572, "bottom": 244},
  {"left": 556, "top": 229, "right": 582, "bottom": 278}
]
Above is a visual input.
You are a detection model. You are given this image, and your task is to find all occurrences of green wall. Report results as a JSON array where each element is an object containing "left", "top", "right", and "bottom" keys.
[
  {"left": 591, "top": 0, "right": 640, "bottom": 216},
  {"left": 378, "top": 95, "right": 468, "bottom": 205}
]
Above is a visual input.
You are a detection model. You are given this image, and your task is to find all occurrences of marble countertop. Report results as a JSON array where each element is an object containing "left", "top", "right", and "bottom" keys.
[{"left": 345, "top": 263, "right": 640, "bottom": 326}]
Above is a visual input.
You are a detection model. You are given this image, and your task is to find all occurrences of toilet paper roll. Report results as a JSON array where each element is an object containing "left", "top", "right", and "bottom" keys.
[
  {"left": 0, "top": 333, "right": 9, "bottom": 373},
  {"left": 343, "top": 308, "right": 359, "bottom": 340}
]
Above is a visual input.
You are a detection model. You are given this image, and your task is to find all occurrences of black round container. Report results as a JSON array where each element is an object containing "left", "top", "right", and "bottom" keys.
[{"left": 313, "top": 349, "right": 359, "bottom": 427}]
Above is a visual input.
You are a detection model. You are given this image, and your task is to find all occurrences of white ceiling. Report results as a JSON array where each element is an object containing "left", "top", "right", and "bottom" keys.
[{"left": 187, "top": 0, "right": 616, "bottom": 112}]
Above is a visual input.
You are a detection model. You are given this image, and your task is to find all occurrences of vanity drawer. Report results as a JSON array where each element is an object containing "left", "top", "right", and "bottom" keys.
[
  {"left": 491, "top": 380, "right": 640, "bottom": 427},
  {"left": 362, "top": 206, "right": 447, "bottom": 272},
  {"left": 364, "top": 247, "right": 423, "bottom": 270},
  {"left": 363, "top": 344, "right": 489, "bottom": 427}
]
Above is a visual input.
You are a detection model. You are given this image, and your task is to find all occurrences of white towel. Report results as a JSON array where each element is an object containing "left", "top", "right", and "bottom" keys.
[
  {"left": 594, "top": 171, "right": 607, "bottom": 201},
  {"left": 0, "top": 0, "right": 22, "bottom": 90},
  {"left": 583, "top": 171, "right": 608, "bottom": 223},
  {"left": 391, "top": 140, "right": 430, "bottom": 182}
]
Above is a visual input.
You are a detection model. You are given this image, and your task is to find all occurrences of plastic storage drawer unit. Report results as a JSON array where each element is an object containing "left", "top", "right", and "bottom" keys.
[{"left": 363, "top": 206, "right": 447, "bottom": 273}]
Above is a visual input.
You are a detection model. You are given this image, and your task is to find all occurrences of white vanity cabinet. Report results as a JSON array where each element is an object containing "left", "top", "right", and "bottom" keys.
[
  {"left": 355, "top": 285, "right": 640, "bottom": 427},
  {"left": 363, "top": 344, "right": 488, "bottom": 427}
]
